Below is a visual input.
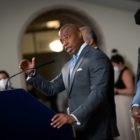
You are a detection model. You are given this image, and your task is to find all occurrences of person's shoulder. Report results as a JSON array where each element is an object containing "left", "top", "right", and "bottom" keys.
[
  {"left": 87, "top": 48, "right": 111, "bottom": 66},
  {"left": 88, "top": 47, "right": 109, "bottom": 59},
  {"left": 123, "top": 67, "right": 134, "bottom": 77}
]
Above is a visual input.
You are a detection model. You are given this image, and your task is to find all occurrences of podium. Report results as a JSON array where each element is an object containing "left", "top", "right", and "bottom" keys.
[{"left": 0, "top": 89, "right": 73, "bottom": 140}]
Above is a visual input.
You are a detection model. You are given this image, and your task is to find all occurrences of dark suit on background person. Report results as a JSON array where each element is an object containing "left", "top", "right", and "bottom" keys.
[
  {"left": 19, "top": 24, "right": 119, "bottom": 140},
  {"left": 132, "top": 48, "right": 140, "bottom": 105},
  {"left": 132, "top": 48, "right": 140, "bottom": 123},
  {"left": 131, "top": 48, "right": 140, "bottom": 140}
]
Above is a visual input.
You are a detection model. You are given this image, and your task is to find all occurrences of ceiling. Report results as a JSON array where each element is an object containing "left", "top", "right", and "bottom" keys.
[
  {"left": 76, "top": 0, "right": 140, "bottom": 12},
  {"left": 26, "top": 9, "right": 93, "bottom": 33},
  {"left": 26, "top": 0, "right": 140, "bottom": 33}
]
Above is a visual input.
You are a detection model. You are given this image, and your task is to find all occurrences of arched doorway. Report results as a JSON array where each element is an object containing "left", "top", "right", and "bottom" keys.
[{"left": 20, "top": 7, "right": 103, "bottom": 112}]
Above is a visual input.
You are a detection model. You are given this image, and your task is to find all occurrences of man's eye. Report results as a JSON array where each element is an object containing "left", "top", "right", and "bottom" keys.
[
  {"left": 65, "top": 35, "right": 70, "bottom": 39},
  {"left": 65, "top": 36, "right": 69, "bottom": 39}
]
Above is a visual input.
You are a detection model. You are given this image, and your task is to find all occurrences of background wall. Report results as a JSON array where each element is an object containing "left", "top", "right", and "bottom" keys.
[{"left": 0, "top": 0, "right": 140, "bottom": 88}]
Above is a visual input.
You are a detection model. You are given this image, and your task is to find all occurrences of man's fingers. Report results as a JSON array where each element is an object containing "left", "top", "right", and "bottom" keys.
[
  {"left": 51, "top": 121, "right": 63, "bottom": 128},
  {"left": 51, "top": 119, "right": 62, "bottom": 128},
  {"left": 51, "top": 113, "right": 66, "bottom": 128},
  {"left": 51, "top": 114, "right": 60, "bottom": 125},
  {"left": 19, "top": 59, "right": 29, "bottom": 70},
  {"left": 51, "top": 114, "right": 60, "bottom": 121},
  {"left": 32, "top": 57, "right": 35, "bottom": 67}
]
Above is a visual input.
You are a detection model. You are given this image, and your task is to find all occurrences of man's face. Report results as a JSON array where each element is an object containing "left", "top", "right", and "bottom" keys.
[{"left": 59, "top": 27, "right": 82, "bottom": 55}]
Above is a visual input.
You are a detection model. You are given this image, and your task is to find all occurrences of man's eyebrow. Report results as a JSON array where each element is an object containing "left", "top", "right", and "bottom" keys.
[{"left": 63, "top": 32, "right": 69, "bottom": 36}]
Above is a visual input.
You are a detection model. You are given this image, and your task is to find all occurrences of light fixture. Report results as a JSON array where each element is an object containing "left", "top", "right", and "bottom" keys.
[
  {"left": 49, "top": 40, "right": 63, "bottom": 52},
  {"left": 46, "top": 20, "right": 60, "bottom": 29}
]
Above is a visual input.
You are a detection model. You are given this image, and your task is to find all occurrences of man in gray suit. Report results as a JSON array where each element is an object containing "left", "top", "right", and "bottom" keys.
[{"left": 19, "top": 24, "right": 119, "bottom": 140}]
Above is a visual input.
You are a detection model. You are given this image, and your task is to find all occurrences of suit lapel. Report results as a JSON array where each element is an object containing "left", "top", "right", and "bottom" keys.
[
  {"left": 68, "top": 46, "right": 90, "bottom": 95},
  {"left": 62, "top": 61, "right": 70, "bottom": 92},
  {"left": 62, "top": 46, "right": 90, "bottom": 95}
]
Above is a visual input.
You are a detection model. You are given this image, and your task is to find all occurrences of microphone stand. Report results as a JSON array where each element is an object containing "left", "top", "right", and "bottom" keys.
[{"left": 5, "top": 60, "right": 55, "bottom": 90}]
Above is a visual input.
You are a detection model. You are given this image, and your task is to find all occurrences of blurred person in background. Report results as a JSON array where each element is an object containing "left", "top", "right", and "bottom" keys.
[
  {"left": 80, "top": 26, "right": 98, "bottom": 48},
  {"left": 111, "top": 49, "right": 135, "bottom": 140},
  {"left": 131, "top": 47, "right": 140, "bottom": 140},
  {"left": 0, "top": 70, "right": 13, "bottom": 91}
]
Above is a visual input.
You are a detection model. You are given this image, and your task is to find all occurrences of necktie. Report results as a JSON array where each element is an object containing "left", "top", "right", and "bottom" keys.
[{"left": 69, "top": 55, "right": 78, "bottom": 79}]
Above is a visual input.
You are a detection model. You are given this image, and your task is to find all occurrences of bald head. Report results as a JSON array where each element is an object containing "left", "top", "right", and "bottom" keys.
[
  {"left": 59, "top": 24, "right": 80, "bottom": 38},
  {"left": 59, "top": 24, "right": 84, "bottom": 55},
  {"left": 80, "top": 26, "right": 91, "bottom": 32},
  {"left": 80, "top": 26, "right": 97, "bottom": 47}
]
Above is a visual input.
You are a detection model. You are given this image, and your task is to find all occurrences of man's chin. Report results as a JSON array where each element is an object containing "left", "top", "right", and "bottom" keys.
[
  {"left": 66, "top": 50, "right": 73, "bottom": 55},
  {"left": 68, "top": 52, "right": 74, "bottom": 55}
]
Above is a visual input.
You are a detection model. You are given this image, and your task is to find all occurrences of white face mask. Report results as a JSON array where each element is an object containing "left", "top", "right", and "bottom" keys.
[
  {"left": 113, "top": 66, "right": 119, "bottom": 72},
  {"left": 113, "top": 66, "right": 120, "bottom": 83},
  {"left": 0, "top": 78, "right": 8, "bottom": 91}
]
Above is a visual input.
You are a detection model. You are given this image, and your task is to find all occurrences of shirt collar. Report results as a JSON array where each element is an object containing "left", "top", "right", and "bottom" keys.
[
  {"left": 74, "top": 42, "right": 87, "bottom": 59},
  {"left": 94, "top": 46, "right": 98, "bottom": 49}
]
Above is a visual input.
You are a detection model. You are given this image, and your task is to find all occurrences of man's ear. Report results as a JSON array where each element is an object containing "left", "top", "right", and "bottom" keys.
[
  {"left": 79, "top": 31, "right": 83, "bottom": 39},
  {"left": 89, "top": 39, "right": 95, "bottom": 46}
]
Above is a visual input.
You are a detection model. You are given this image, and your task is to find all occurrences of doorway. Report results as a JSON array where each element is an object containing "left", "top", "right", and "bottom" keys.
[{"left": 20, "top": 7, "right": 102, "bottom": 112}]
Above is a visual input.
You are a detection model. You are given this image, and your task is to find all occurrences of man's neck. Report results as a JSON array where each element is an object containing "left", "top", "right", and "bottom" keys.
[{"left": 74, "top": 42, "right": 87, "bottom": 57}]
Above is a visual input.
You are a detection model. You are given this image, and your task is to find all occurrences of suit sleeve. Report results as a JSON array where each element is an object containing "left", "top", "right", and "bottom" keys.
[
  {"left": 27, "top": 73, "right": 65, "bottom": 96},
  {"left": 136, "top": 47, "right": 140, "bottom": 82},
  {"left": 132, "top": 80, "right": 140, "bottom": 105}
]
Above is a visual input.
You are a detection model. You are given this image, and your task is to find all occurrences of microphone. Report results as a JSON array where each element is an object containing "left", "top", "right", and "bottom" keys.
[{"left": 5, "top": 59, "right": 55, "bottom": 90}]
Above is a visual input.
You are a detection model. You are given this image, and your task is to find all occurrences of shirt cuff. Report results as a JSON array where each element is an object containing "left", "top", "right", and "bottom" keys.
[
  {"left": 70, "top": 114, "right": 81, "bottom": 125},
  {"left": 130, "top": 104, "right": 140, "bottom": 112},
  {"left": 132, "top": 104, "right": 140, "bottom": 107},
  {"left": 26, "top": 70, "right": 36, "bottom": 81},
  {"left": 26, "top": 76, "right": 31, "bottom": 81}
]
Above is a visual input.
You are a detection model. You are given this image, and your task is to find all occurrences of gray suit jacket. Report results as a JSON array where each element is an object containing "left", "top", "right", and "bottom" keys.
[{"left": 28, "top": 46, "right": 119, "bottom": 140}]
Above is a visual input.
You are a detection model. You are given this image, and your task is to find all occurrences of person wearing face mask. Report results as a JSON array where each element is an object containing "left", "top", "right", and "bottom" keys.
[
  {"left": 110, "top": 50, "right": 135, "bottom": 140},
  {"left": 111, "top": 49, "right": 121, "bottom": 83},
  {"left": 0, "top": 70, "right": 13, "bottom": 91}
]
